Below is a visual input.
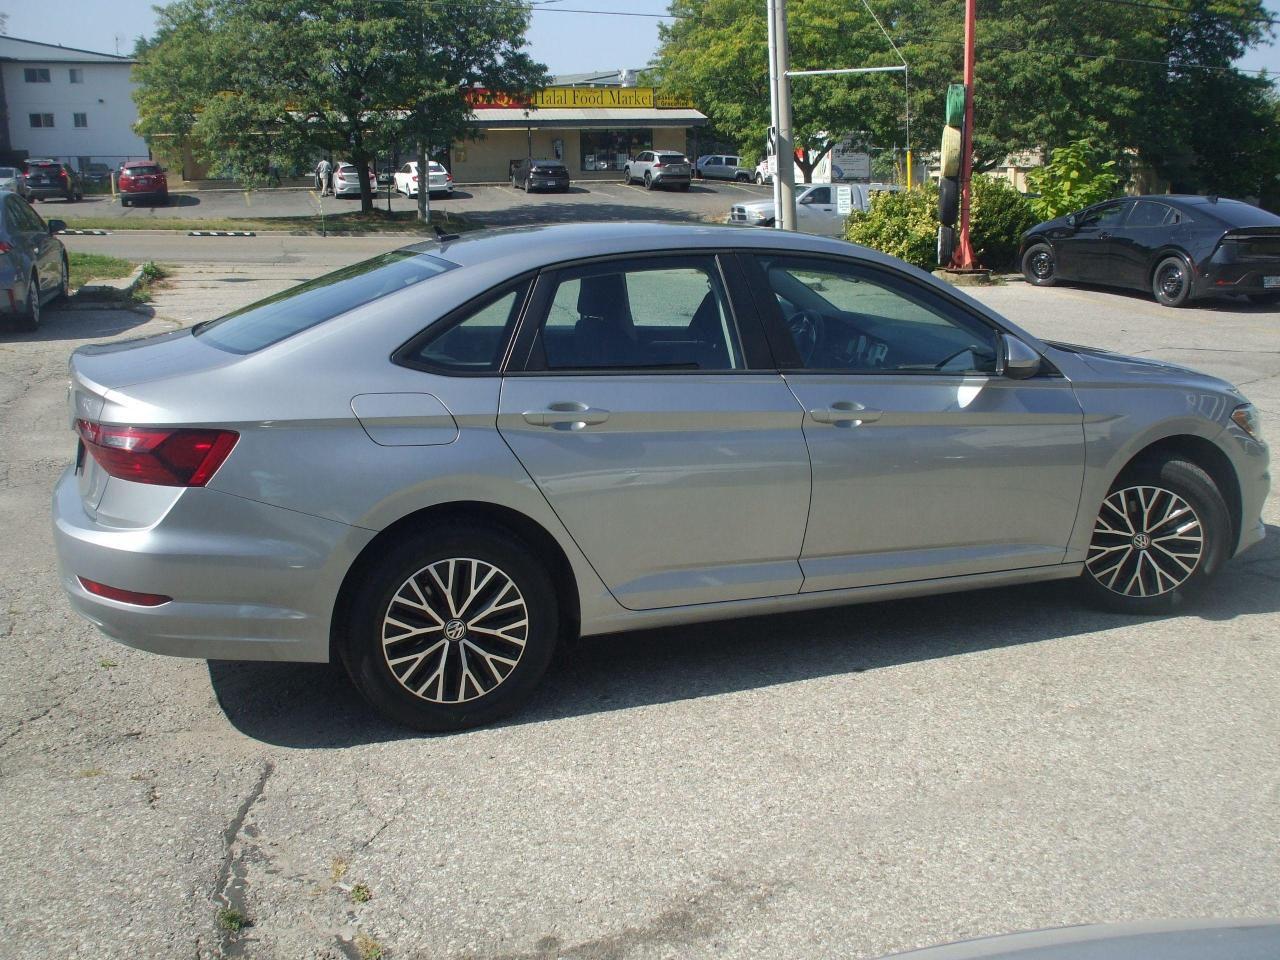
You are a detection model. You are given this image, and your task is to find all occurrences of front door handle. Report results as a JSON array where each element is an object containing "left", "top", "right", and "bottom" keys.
[
  {"left": 522, "top": 401, "right": 611, "bottom": 428},
  {"left": 809, "top": 401, "right": 882, "bottom": 426}
]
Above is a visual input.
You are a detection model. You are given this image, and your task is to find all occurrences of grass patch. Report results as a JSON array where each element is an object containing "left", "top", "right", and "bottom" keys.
[
  {"left": 68, "top": 252, "right": 134, "bottom": 289},
  {"left": 354, "top": 933, "right": 383, "bottom": 960},
  {"left": 350, "top": 883, "right": 372, "bottom": 904},
  {"left": 60, "top": 208, "right": 475, "bottom": 236},
  {"left": 216, "top": 908, "right": 248, "bottom": 932}
]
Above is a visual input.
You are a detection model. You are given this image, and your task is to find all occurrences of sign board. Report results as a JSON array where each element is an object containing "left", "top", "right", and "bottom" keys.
[
  {"left": 829, "top": 138, "right": 871, "bottom": 181},
  {"left": 467, "top": 86, "right": 696, "bottom": 110},
  {"left": 835, "top": 184, "right": 854, "bottom": 215}
]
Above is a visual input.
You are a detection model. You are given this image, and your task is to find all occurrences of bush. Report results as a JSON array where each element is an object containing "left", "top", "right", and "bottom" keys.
[
  {"left": 1025, "top": 139, "right": 1120, "bottom": 220},
  {"left": 968, "top": 176, "right": 1036, "bottom": 271},
  {"left": 845, "top": 185, "right": 938, "bottom": 270},
  {"left": 845, "top": 177, "right": 1035, "bottom": 271}
]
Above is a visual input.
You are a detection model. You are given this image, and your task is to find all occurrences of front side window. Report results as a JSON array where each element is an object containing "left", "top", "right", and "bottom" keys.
[
  {"left": 399, "top": 281, "right": 529, "bottom": 373},
  {"left": 24, "top": 68, "right": 50, "bottom": 83},
  {"left": 1079, "top": 201, "right": 1127, "bottom": 229},
  {"left": 195, "top": 250, "right": 456, "bottom": 354},
  {"left": 753, "top": 256, "right": 998, "bottom": 374},
  {"left": 534, "top": 258, "right": 742, "bottom": 371},
  {"left": 802, "top": 187, "right": 832, "bottom": 205}
]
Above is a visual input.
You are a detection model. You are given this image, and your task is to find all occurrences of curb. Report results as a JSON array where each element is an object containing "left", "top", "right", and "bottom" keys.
[
  {"left": 73, "top": 264, "right": 145, "bottom": 302},
  {"left": 188, "top": 230, "right": 257, "bottom": 237},
  {"left": 60, "top": 229, "right": 110, "bottom": 236}
]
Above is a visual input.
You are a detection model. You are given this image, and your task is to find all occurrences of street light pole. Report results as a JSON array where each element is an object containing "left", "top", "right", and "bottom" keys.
[
  {"left": 765, "top": 0, "right": 782, "bottom": 228},
  {"left": 954, "top": 0, "right": 978, "bottom": 268},
  {"left": 769, "top": 0, "right": 797, "bottom": 230}
]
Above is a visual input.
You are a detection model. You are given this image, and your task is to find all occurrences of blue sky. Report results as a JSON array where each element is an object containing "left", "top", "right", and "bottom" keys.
[{"left": 3, "top": 0, "right": 1277, "bottom": 77}]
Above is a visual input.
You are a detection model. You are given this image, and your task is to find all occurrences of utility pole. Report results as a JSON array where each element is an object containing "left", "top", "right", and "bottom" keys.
[
  {"left": 768, "top": 0, "right": 797, "bottom": 230},
  {"left": 953, "top": 0, "right": 977, "bottom": 267},
  {"left": 765, "top": 0, "right": 782, "bottom": 228}
]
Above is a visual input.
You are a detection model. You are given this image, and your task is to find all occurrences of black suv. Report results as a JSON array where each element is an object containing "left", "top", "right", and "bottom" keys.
[
  {"left": 511, "top": 158, "right": 570, "bottom": 193},
  {"left": 23, "top": 160, "right": 83, "bottom": 202}
]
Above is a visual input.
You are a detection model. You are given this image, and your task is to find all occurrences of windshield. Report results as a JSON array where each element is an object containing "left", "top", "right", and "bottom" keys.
[{"left": 194, "top": 250, "right": 456, "bottom": 354}]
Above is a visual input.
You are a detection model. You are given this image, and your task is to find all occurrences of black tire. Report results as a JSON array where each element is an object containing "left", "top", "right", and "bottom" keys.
[
  {"left": 644, "top": 172, "right": 654, "bottom": 190},
  {"left": 937, "top": 225, "right": 956, "bottom": 267},
  {"left": 1081, "top": 457, "right": 1230, "bottom": 615},
  {"left": 55, "top": 254, "right": 69, "bottom": 301},
  {"left": 755, "top": 172, "right": 765, "bottom": 185},
  {"left": 15, "top": 273, "right": 40, "bottom": 332},
  {"left": 524, "top": 176, "right": 533, "bottom": 192},
  {"left": 341, "top": 523, "right": 560, "bottom": 732},
  {"left": 938, "top": 176, "right": 959, "bottom": 227},
  {"left": 1021, "top": 242, "right": 1056, "bottom": 286},
  {"left": 1152, "top": 255, "right": 1193, "bottom": 307},
  {"left": 1247, "top": 291, "right": 1280, "bottom": 306},
  {"left": 622, "top": 168, "right": 631, "bottom": 185},
  {"left": 736, "top": 172, "right": 750, "bottom": 182},
  {"left": 121, "top": 197, "right": 130, "bottom": 207}
]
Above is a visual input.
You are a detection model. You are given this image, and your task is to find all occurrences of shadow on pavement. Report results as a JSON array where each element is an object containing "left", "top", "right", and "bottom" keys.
[
  {"left": 0, "top": 303, "right": 156, "bottom": 342},
  {"left": 209, "top": 524, "right": 1280, "bottom": 748},
  {"left": 466, "top": 200, "right": 714, "bottom": 227},
  {"left": 1052, "top": 280, "right": 1278, "bottom": 313}
]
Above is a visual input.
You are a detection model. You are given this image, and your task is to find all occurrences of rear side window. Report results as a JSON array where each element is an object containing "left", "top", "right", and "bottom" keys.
[
  {"left": 195, "top": 250, "right": 456, "bottom": 354},
  {"left": 396, "top": 280, "right": 531, "bottom": 373}
]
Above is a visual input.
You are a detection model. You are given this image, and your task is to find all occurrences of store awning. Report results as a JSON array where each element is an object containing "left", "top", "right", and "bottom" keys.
[{"left": 468, "top": 108, "right": 707, "bottom": 129}]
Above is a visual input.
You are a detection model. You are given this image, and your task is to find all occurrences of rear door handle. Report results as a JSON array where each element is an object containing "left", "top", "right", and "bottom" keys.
[
  {"left": 809, "top": 401, "right": 882, "bottom": 426},
  {"left": 522, "top": 401, "right": 611, "bottom": 428}
]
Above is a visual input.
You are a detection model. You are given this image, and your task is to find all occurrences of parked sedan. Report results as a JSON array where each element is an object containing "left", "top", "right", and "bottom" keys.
[
  {"left": 511, "top": 157, "right": 570, "bottom": 193},
  {"left": 332, "top": 163, "right": 378, "bottom": 198},
  {"left": 1021, "top": 194, "right": 1280, "bottom": 307},
  {"left": 117, "top": 160, "right": 169, "bottom": 207},
  {"left": 394, "top": 161, "right": 453, "bottom": 198},
  {"left": 1, "top": 192, "right": 68, "bottom": 331},
  {"left": 0, "top": 167, "right": 28, "bottom": 199},
  {"left": 623, "top": 150, "right": 691, "bottom": 190},
  {"left": 23, "top": 160, "right": 83, "bottom": 203},
  {"left": 53, "top": 223, "right": 1269, "bottom": 731}
]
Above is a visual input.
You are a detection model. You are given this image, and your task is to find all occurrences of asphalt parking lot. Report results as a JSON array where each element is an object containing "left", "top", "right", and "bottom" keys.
[
  {"left": 1, "top": 246, "right": 1277, "bottom": 960},
  {"left": 50, "top": 179, "right": 770, "bottom": 227}
]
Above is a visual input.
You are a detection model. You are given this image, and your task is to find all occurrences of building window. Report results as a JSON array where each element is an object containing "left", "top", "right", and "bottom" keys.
[
  {"left": 579, "top": 129, "right": 653, "bottom": 172},
  {"left": 24, "top": 68, "right": 51, "bottom": 83},
  {"left": 29, "top": 114, "right": 55, "bottom": 128},
  {"left": 74, "top": 113, "right": 88, "bottom": 128},
  {"left": 69, "top": 68, "right": 84, "bottom": 84}
]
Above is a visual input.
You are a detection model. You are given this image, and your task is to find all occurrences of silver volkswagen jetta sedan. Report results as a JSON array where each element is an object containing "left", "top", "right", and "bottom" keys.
[{"left": 53, "top": 223, "right": 1269, "bottom": 731}]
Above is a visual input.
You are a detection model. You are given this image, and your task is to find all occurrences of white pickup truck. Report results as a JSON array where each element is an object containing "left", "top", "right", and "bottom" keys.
[{"left": 729, "top": 183, "right": 876, "bottom": 236}]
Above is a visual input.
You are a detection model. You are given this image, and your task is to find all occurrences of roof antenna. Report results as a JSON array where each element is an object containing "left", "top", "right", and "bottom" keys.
[{"left": 433, "top": 223, "right": 460, "bottom": 242}]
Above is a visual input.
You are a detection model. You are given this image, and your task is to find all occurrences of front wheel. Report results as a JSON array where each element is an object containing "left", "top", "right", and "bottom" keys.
[
  {"left": 16, "top": 273, "right": 40, "bottom": 332},
  {"left": 342, "top": 524, "right": 560, "bottom": 731},
  {"left": 622, "top": 168, "right": 631, "bottom": 185},
  {"left": 1152, "top": 255, "right": 1193, "bottom": 307},
  {"left": 1021, "top": 242, "right": 1056, "bottom": 286},
  {"left": 1082, "top": 458, "right": 1230, "bottom": 614},
  {"left": 755, "top": 173, "right": 765, "bottom": 185},
  {"left": 55, "top": 255, "right": 69, "bottom": 301},
  {"left": 644, "top": 172, "right": 654, "bottom": 190}
]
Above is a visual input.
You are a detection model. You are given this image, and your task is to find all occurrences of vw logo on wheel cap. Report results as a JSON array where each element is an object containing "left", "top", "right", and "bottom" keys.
[
  {"left": 1132, "top": 532, "right": 1152, "bottom": 549},
  {"left": 444, "top": 619, "right": 467, "bottom": 641}
]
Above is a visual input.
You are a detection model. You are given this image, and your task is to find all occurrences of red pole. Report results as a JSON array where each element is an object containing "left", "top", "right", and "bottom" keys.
[{"left": 953, "top": 0, "right": 977, "bottom": 268}]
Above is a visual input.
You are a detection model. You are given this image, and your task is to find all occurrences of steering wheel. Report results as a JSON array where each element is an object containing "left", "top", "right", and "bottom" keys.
[{"left": 786, "top": 309, "right": 825, "bottom": 365}]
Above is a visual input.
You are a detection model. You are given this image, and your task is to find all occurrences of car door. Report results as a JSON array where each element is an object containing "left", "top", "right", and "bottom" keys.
[
  {"left": 742, "top": 252, "right": 1086, "bottom": 591},
  {"left": 1054, "top": 200, "right": 1131, "bottom": 284},
  {"left": 21, "top": 201, "right": 60, "bottom": 288},
  {"left": 4, "top": 196, "right": 42, "bottom": 297},
  {"left": 796, "top": 186, "right": 840, "bottom": 236},
  {"left": 703, "top": 156, "right": 724, "bottom": 179},
  {"left": 1107, "top": 199, "right": 1177, "bottom": 290},
  {"left": 497, "top": 253, "right": 812, "bottom": 610}
]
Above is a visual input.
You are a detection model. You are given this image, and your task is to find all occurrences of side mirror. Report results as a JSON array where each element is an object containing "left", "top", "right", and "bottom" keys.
[
  {"left": 1065, "top": 213, "right": 1078, "bottom": 230},
  {"left": 1001, "top": 334, "right": 1041, "bottom": 379},
  {"left": 47, "top": 219, "right": 67, "bottom": 235}
]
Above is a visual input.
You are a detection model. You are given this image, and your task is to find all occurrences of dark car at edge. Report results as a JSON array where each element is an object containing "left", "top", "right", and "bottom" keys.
[
  {"left": 22, "top": 160, "right": 84, "bottom": 203},
  {"left": 511, "top": 158, "right": 570, "bottom": 193},
  {"left": 1020, "top": 195, "right": 1280, "bottom": 307}
]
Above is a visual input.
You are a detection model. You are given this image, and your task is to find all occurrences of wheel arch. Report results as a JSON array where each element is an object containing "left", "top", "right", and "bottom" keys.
[
  {"left": 1114, "top": 433, "right": 1243, "bottom": 551},
  {"left": 329, "top": 499, "right": 581, "bottom": 663},
  {"left": 1146, "top": 247, "right": 1194, "bottom": 286}
]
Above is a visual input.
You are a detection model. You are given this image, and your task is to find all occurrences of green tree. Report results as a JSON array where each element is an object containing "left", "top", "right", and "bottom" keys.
[
  {"left": 134, "top": 0, "right": 544, "bottom": 213},
  {"left": 1025, "top": 139, "right": 1121, "bottom": 219}
]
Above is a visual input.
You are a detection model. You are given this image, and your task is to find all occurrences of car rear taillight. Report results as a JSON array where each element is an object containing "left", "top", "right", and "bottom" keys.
[
  {"left": 78, "top": 577, "right": 172, "bottom": 607},
  {"left": 0, "top": 241, "right": 11, "bottom": 254},
  {"left": 446, "top": 174, "right": 453, "bottom": 182},
  {"left": 412, "top": 175, "right": 419, "bottom": 182},
  {"left": 75, "top": 419, "right": 238, "bottom": 487},
  {"left": 653, "top": 161, "right": 664, "bottom": 168}
]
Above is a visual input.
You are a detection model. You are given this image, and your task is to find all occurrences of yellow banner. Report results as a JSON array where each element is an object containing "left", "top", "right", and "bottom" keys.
[{"left": 525, "top": 87, "right": 696, "bottom": 109}]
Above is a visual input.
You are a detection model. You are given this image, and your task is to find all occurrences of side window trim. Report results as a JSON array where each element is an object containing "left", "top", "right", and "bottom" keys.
[
  {"left": 739, "top": 252, "right": 1011, "bottom": 377},
  {"left": 391, "top": 273, "right": 535, "bottom": 377},
  {"left": 505, "top": 251, "right": 774, "bottom": 376}
]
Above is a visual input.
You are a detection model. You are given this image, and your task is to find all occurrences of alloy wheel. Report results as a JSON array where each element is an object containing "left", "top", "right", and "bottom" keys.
[
  {"left": 1157, "top": 262, "right": 1185, "bottom": 300},
  {"left": 381, "top": 557, "right": 529, "bottom": 704},
  {"left": 1086, "top": 485, "right": 1204, "bottom": 597}
]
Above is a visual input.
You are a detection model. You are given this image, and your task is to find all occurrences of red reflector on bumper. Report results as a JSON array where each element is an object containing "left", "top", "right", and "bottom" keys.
[{"left": 78, "top": 577, "right": 172, "bottom": 607}]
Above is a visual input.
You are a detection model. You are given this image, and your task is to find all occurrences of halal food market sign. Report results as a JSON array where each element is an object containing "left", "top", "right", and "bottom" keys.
[{"left": 468, "top": 86, "right": 695, "bottom": 109}]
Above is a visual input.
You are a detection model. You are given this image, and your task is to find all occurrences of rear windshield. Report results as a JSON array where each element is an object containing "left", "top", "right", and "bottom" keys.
[
  {"left": 29, "top": 163, "right": 58, "bottom": 171},
  {"left": 1189, "top": 197, "right": 1280, "bottom": 228},
  {"left": 657, "top": 153, "right": 687, "bottom": 161},
  {"left": 126, "top": 165, "right": 161, "bottom": 175},
  {"left": 194, "top": 250, "right": 456, "bottom": 354}
]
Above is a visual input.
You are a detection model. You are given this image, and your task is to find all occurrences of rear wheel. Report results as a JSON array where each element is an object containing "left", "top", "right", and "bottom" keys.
[
  {"left": 342, "top": 523, "right": 560, "bottom": 731},
  {"left": 622, "top": 168, "right": 631, "bottom": 185},
  {"left": 735, "top": 172, "right": 750, "bottom": 182},
  {"left": 1021, "top": 242, "right": 1056, "bottom": 286},
  {"left": 15, "top": 273, "right": 40, "bottom": 332},
  {"left": 1152, "top": 255, "right": 1193, "bottom": 307},
  {"left": 1081, "top": 458, "right": 1229, "bottom": 614},
  {"left": 755, "top": 172, "right": 765, "bottom": 185},
  {"left": 55, "top": 255, "right": 69, "bottom": 301},
  {"left": 644, "top": 172, "right": 654, "bottom": 190}
]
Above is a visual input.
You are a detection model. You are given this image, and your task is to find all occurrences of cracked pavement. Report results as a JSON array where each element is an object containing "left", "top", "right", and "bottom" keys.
[{"left": 1, "top": 245, "right": 1277, "bottom": 959}]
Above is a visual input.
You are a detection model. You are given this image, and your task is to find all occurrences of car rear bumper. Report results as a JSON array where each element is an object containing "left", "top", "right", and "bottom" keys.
[
  {"left": 653, "top": 173, "right": 691, "bottom": 186},
  {"left": 52, "top": 466, "right": 374, "bottom": 663},
  {"left": 27, "top": 186, "right": 70, "bottom": 198},
  {"left": 527, "top": 178, "right": 570, "bottom": 191},
  {"left": 121, "top": 190, "right": 167, "bottom": 202}
]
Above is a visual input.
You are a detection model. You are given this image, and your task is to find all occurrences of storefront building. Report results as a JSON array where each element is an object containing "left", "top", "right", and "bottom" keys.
[{"left": 450, "top": 86, "right": 707, "bottom": 183}]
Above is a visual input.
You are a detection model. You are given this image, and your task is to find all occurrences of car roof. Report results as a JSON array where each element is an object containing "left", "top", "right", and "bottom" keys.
[
  {"left": 653, "top": 149, "right": 685, "bottom": 155},
  {"left": 122, "top": 159, "right": 157, "bottom": 167},
  {"left": 526, "top": 158, "right": 565, "bottom": 164}
]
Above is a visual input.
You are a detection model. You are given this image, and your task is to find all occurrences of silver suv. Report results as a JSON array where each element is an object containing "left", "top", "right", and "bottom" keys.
[
  {"left": 623, "top": 150, "right": 691, "bottom": 190},
  {"left": 53, "top": 223, "right": 1269, "bottom": 731}
]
